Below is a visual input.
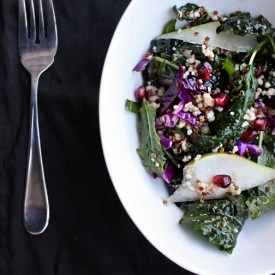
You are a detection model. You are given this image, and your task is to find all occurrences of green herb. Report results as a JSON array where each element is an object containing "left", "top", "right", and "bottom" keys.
[
  {"left": 217, "top": 13, "right": 275, "bottom": 37},
  {"left": 163, "top": 19, "right": 176, "bottom": 34},
  {"left": 126, "top": 99, "right": 140, "bottom": 113},
  {"left": 173, "top": 3, "right": 208, "bottom": 25},
  {"left": 155, "top": 56, "right": 179, "bottom": 80},
  {"left": 223, "top": 55, "right": 235, "bottom": 81},
  {"left": 180, "top": 194, "right": 248, "bottom": 254},
  {"left": 257, "top": 132, "right": 275, "bottom": 168},
  {"left": 150, "top": 39, "right": 203, "bottom": 56},
  {"left": 191, "top": 39, "right": 268, "bottom": 154},
  {"left": 137, "top": 100, "right": 166, "bottom": 177},
  {"left": 246, "top": 180, "right": 275, "bottom": 219}
]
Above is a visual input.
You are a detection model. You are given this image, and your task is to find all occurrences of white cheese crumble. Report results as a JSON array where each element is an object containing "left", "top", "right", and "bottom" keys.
[
  {"left": 206, "top": 109, "right": 215, "bottom": 122},
  {"left": 202, "top": 45, "right": 214, "bottom": 58},
  {"left": 182, "top": 155, "right": 192, "bottom": 162},
  {"left": 203, "top": 93, "right": 214, "bottom": 107},
  {"left": 242, "top": 121, "right": 249, "bottom": 128},
  {"left": 183, "top": 102, "right": 201, "bottom": 116}
]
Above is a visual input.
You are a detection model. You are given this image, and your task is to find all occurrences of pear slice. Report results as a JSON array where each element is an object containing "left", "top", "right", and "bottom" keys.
[
  {"left": 168, "top": 153, "right": 275, "bottom": 202},
  {"left": 156, "top": 21, "right": 258, "bottom": 52}
]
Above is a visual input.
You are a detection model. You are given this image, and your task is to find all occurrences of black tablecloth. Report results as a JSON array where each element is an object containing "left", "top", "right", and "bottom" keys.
[{"left": 0, "top": 1, "right": 193, "bottom": 274}]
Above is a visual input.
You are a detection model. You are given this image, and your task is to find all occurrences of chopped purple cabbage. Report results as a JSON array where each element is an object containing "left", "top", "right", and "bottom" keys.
[
  {"left": 132, "top": 53, "right": 153, "bottom": 72},
  {"left": 236, "top": 140, "right": 262, "bottom": 157},
  {"left": 156, "top": 114, "right": 179, "bottom": 129},
  {"left": 162, "top": 161, "right": 174, "bottom": 184},
  {"left": 160, "top": 136, "right": 173, "bottom": 149},
  {"left": 159, "top": 65, "right": 184, "bottom": 114}
]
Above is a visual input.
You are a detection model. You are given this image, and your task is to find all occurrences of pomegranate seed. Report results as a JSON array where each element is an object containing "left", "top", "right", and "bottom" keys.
[
  {"left": 252, "top": 118, "right": 269, "bottom": 131},
  {"left": 214, "top": 93, "right": 230, "bottom": 107},
  {"left": 197, "top": 61, "right": 213, "bottom": 81},
  {"left": 212, "top": 174, "right": 232, "bottom": 188},
  {"left": 135, "top": 86, "right": 147, "bottom": 102},
  {"left": 241, "top": 128, "right": 258, "bottom": 142}
]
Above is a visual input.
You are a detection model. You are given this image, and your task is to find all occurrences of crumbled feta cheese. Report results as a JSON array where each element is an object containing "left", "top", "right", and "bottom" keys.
[
  {"left": 186, "top": 54, "right": 196, "bottom": 64},
  {"left": 182, "top": 49, "right": 193, "bottom": 59},
  {"left": 203, "top": 93, "right": 214, "bottom": 107},
  {"left": 265, "top": 82, "right": 271, "bottom": 89},
  {"left": 206, "top": 109, "right": 215, "bottom": 122},
  {"left": 177, "top": 120, "right": 187, "bottom": 129},
  {"left": 262, "top": 88, "right": 275, "bottom": 97},
  {"left": 215, "top": 106, "right": 223, "bottom": 112},
  {"left": 202, "top": 45, "right": 214, "bottom": 58},
  {"left": 244, "top": 107, "right": 257, "bottom": 121},
  {"left": 194, "top": 154, "right": 202, "bottom": 161},
  {"left": 242, "top": 121, "right": 249, "bottom": 128},
  {"left": 182, "top": 155, "right": 192, "bottom": 162},
  {"left": 232, "top": 145, "right": 238, "bottom": 153},
  {"left": 148, "top": 95, "right": 159, "bottom": 102},
  {"left": 184, "top": 102, "right": 201, "bottom": 116},
  {"left": 181, "top": 139, "right": 188, "bottom": 151},
  {"left": 187, "top": 129, "right": 193, "bottom": 136},
  {"left": 146, "top": 85, "right": 158, "bottom": 94},
  {"left": 230, "top": 111, "right": 235, "bottom": 116},
  {"left": 240, "top": 63, "right": 247, "bottom": 71}
]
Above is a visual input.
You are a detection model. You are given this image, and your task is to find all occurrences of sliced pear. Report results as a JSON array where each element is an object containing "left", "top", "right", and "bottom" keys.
[
  {"left": 156, "top": 21, "right": 258, "bottom": 52},
  {"left": 168, "top": 153, "right": 275, "bottom": 202}
]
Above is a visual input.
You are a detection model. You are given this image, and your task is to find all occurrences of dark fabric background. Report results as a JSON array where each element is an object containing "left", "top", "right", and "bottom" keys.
[{"left": 0, "top": 1, "right": 194, "bottom": 274}]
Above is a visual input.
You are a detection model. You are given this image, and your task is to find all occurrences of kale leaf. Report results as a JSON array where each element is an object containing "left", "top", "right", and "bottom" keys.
[
  {"left": 137, "top": 100, "right": 166, "bottom": 177},
  {"left": 191, "top": 64, "right": 257, "bottom": 154},
  {"left": 246, "top": 180, "right": 275, "bottom": 219},
  {"left": 180, "top": 194, "right": 248, "bottom": 254},
  {"left": 163, "top": 19, "right": 176, "bottom": 34},
  {"left": 126, "top": 99, "right": 140, "bottom": 113},
  {"left": 217, "top": 13, "right": 275, "bottom": 37},
  {"left": 223, "top": 55, "right": 235, "bottom": 81},
  {"left": 258, "top": 132, "right": 275, "bottom": 168},
  {"left": 191, "top": 38, "right": 269, "bottom": 155},
  {"left": 173, "top": 3, "right": 208, "bottom": 25}
]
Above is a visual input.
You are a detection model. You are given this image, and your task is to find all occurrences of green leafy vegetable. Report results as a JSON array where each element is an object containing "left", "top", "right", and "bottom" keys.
[
  {"left": 126, "top": 99, "right": 140, "bottom": 113},
  {"left": 155, "top": 56, "right": 179, "bottom": 80},
  {"left": 258, "top": 132, "right": 275, "bottom": 168},
  {"left": 180, "top": 194, "right": 248, "bottom": 253},
  {"left": 217, "top": 13, "right": 275, "bottom": 37},
  {"left": 137, "top": 100, "right": 166, "bottom": 177},
  {"left": 223, "top": 55, "right": 235, "bottom": 81},
  {"left": 173, "top": 3, "right": 208, "bottom": 25},
  {"left": 163, "top": 19, "right": 176, "bottom": 34},
  {"left": 246, "top": 180, "right": 275, "bottom": 219},
  {"left": 191, "top": 39, "right": 268, "bottom": 154}
]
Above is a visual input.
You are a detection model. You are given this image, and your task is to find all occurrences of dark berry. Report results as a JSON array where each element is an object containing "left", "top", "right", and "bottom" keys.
[
  {"left": 212, "top": 175, "right": 232, "bottom": 188},
  {"left": 135, "top": 86, "right": 147, "bottom": 102},
  {"left": 214, "top": 93, "right": 230, "bottom": 107},
  {"left": 197, "top": 61, "right": 213, "bottom": 81},
  {"left": 252, "top": 118, "right": 269, "bottom": 131}
]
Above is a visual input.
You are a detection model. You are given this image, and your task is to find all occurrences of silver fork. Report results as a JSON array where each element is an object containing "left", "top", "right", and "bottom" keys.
[{"left": 18, "top": 0, "right": 57, "bottom": 234}]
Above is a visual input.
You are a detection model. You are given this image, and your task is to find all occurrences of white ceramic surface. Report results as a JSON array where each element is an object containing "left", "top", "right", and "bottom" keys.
[{"left": 99, "top": 1, "right": 275, "bottom": 274}]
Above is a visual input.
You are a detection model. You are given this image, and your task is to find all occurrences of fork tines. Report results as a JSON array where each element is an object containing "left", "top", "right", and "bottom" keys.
[{"left": 18, "top": 0, "right": 57, "bottom": 51}]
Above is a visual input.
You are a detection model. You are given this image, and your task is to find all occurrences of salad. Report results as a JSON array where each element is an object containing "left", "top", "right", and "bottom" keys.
[{"left": 127, "top": 3, "right": 275, "bottom": 253}]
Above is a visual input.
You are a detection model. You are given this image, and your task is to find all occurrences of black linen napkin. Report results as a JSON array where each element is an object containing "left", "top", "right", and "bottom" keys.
[{"left": 0, "top": 0, "right": 193, "bottom": 274}]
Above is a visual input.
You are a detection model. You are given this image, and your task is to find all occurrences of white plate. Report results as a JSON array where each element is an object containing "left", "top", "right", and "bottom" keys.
[{"left": 99, "top": 1, "right": 275, "bottom": 274}]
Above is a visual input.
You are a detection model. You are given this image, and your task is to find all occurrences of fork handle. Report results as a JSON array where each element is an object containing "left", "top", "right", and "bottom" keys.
[{"left": 24, "top": 73, "right": 49, "bottom": 235}]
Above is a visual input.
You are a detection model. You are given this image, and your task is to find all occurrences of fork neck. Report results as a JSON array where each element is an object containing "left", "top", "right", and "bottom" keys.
[{"left": 30, "top": 73, "right": 41, "bottom": 98}]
